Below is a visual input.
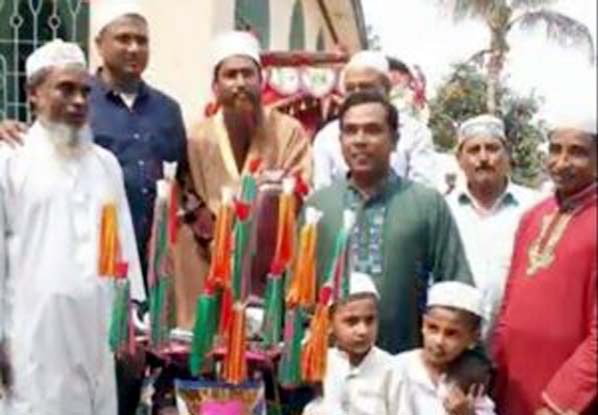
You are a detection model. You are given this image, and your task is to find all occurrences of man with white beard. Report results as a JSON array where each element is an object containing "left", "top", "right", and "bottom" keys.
[{"left": 0, "top": 40, "right": 145, "bottom": 415}]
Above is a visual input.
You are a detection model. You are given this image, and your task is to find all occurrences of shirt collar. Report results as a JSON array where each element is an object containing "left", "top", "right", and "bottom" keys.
[
  {"left": 555, "top": 182, "right": 597, "bottom": 212},
  {"left": 331, "top": 346, "right": 377, "bottom": 376},
  {"left": 347, "top": 170, "right": 400, "bottom": 203},
  {"left": 92, "top": 69, "right": 149, "bottom": 100},
  {"left": 408, "top": 349, "right": 446, "bottom": 392},
  {"left": 457, "top": 180, "right": 519, "bottom": 210}
]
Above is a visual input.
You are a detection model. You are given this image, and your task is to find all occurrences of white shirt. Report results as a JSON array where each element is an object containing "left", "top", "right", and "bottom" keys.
[
  {"left": 0, "top": 122, "right": 145, "bottom": 415},
  {"left": 303, "top": 346, "right": 404, "bottom": 415},
  {"left": 446, "top": 182, "right": 539, "bottom": 336},
  {"left": 393, "top": 349, "right": 496, "bottom": 415},
  {"left": 312, "top": 113, "right": 437, "bottom": 190}
]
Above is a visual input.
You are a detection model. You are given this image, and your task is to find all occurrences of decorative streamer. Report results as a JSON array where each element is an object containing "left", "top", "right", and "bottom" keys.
[
  {"left": 301, "top": 303, "right": 330, "bottom": 383},
  {"left": 277, "top": 307, "right": 305, "bottom": 387},
  {"left": 221, "top": 303, "right": 248, "bottom": 384},
  {"left": 189, "top": 289, "right": 218, "bottom": 375},
  {"left": 324, "top": 210, "right": 355, "bottom": 302},
  {"left": 286, "top": 207, "right": 322, "bottom": 308},
  {"left": 98, "top": 201, "right": 120, "bottom": 276},
  {"left": 147, "top": 178, "right": 173, "bottom": 348}
]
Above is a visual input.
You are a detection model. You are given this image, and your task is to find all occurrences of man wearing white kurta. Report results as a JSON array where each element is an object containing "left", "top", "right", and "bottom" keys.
[
  {"left": 312, "top": 51, "right": 436, "bottom": 190},
  {"left": 0, "top": 40, "right": 145, "bottom": 415},
  {"left": 446, "top": 115, "right": 538, "bottom": 338}
]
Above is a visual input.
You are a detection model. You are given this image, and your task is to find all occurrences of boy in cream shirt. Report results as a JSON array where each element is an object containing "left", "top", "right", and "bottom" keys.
[{"left": 303, "top": 272, "right": 403, "bottom": 415}]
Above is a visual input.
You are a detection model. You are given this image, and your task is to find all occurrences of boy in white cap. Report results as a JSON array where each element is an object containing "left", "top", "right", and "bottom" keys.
[
  {"left": 312, "top": 50, "right": 436, "bottom": 189},
  {"left": 303, "top": 272, "right": 404, "bottom": 415},
  {"left": 393, "top": 281, "right": 496, "bottom": 415},
  {"left": 175, "top": 30, "right": 312, "bottom": 329},
  {"left": 0, "top": 39, "right": 145, "bottom": 415}
]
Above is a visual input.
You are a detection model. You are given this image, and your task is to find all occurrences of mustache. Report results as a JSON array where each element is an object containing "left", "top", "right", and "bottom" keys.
[{"left": 475, "top": 163, "right": 494, "bottom": 171}]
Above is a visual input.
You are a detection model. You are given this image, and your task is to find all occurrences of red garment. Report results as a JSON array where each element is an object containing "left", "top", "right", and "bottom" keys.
[{"left": 493, "top": 184, "right": 597, "bottom": 415}]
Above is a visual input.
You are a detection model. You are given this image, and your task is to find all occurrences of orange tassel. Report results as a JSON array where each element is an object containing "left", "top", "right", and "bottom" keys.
[
  {"left": 206, "top": 196, "right": 234, "bottom": 288},
  {"left": 301, "top": 303, "right": 330, "bottom": 383},
  {"left": 286, "top": 221, "right": 317, "bottom": 307},
  {"left": 218, "top": 286, "right": 234, "bottom": 339},
  {"left": 222, "top": 303, "right": 247, "bottom": 384},
  {"left": 98, "top": 202, "right": 121, "bottom": 276},
  {"left": 270, "top": 184, "right": 296, "bottom": 274}
]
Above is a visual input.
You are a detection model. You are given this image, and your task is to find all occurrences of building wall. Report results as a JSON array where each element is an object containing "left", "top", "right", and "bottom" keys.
[{"left": 89, "top": 0, "right": 361, "bottom": 127}]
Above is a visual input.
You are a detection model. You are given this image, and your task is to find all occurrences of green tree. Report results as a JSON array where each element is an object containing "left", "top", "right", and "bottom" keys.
[
  {"left": 429, "top": 62, "right": 546, "bottom": 186},
  {"left": 437, "top": 0, "right": 595, "bottom": 114}
]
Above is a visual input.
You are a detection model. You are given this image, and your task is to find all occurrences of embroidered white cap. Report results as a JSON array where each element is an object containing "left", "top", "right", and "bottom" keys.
[
  {"left": 549, "top": 98, "right": 597, "bottom": 136},
  {"left": 457, "top": 114, "right": 506, "bottom": 147},
  {"left": 427, "top": 281, "right": 484, "bottom": 318},
  {"left": 26, "top": 39, "right": 86, "bottom": 79},
  {"left": 93, "top": 0, "right": 146, "bottom": 36},
  {"left": 345, "top": 50, "right": 389, "bottom": 75},
  {"left": 210, "top": 31, "right": 261, "bottom": 76},
  {"left": 349, "top": 272, "right": 379, "bottom": 299}
]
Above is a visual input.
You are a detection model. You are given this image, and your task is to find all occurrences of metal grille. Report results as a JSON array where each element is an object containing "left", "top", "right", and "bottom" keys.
[{"left": 0, "top": 0, "right": 89, "bottom": 121}]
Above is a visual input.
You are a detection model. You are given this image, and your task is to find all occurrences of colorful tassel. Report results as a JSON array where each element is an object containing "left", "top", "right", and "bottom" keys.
[
  {"left": 189, "top": 292, "right": 218, "bottom": 375},
  {"left": 206, "top": 188, "right": 235, "bottom": 289},
  {"left": 278, "top": 307, "right": 306, "bottom": 387},
  {"left": 221, "top": 303, "right": 248, "bottom": 384},
  {"left": 163, "top": 162, "right": 179, "bottom": 244},
  {"left": 262, "top": 273, "right": 284, "bottom": 347},
  {"left": 301, "top": 303, "right": 330, "bottom": 383},
  {"left": 270, "top": 178, "right": 297, "bottom": 274},
  {"left": 286, "top": 208, "right": 322, "bottom": 308},
  {"left": 147, "top": 180, "right": 172, "bottom": 348},
  {"left": 323, "top": 210, "right": 355, "bottom": 302},
  {"left": 218, "top": 286, "right": 234, "bottom": 338},
  {"left": 98, "top": 201, "right": 120, "bottom": 276},
  {"left": 108, "top": 262, "right": 131, "bottom": 355}
]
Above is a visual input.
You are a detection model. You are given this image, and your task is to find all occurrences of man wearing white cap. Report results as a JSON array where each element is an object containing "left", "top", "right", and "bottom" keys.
[
  {"left": 494, "top": 102, "right": 597, "bottom": 415},
  {"left": 447, "top": 114, "right": 538, "bottom": 339},
  {"left": 0, "top": 7, "right": 186, "bottom": 410},
  {"left": 0, "top": 1, "right": 186, "bottom": 281},
  {"left": 312, "top": 50, "right": 436, "bottom": 190},
  {"left": 0, "top": 40, "right": 145, "bottom": 415},
  {"left": 175, "top": 31, "right": 311, "bottom": 329}
]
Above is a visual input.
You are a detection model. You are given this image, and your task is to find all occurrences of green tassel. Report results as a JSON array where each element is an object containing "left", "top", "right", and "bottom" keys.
[
  {"left": 149, "top": 277, "right": 169, "bottom": 347},
  {"left": 232, "top": 220, "right": 248, "bottom": 301},
  {"left": 278, "top": 307, "right": 305, "bottom": 387},
  {"left": 262, "top": 274, "right": 284, "bottom": 347},
  {"left": 108, "top": 280, "right": 130, "bottom": 353},
  {"left": 189, "top": 293, "right": 218, "bottom": 375}
]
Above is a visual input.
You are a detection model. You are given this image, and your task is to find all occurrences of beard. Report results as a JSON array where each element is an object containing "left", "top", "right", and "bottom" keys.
[
  {"left": 42, "top": 120, "right": 93, "bottom": 156},
  {"left": 222, "top": 89, "right": 262, "bottom": 133}
]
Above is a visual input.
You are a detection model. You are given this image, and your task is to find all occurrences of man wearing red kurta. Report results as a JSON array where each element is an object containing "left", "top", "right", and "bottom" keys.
[{"left": 493, "top": 107, "right": 597, "bottom": 415}]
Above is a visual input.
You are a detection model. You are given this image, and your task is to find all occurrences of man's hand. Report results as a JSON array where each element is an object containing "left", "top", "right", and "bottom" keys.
[
  {"left": 443, "top": 384, "right": 484, "bottom": 415},
  {"left": 0, "top": 120, "right": 27, "bottom": 147},
  {"left": 0, "top": 340, "right": 12, "bottom": 396}
]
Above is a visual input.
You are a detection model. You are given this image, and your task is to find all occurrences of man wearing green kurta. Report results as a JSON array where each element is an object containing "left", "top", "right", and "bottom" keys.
[{"left": 307, "top": 91, "right": 473, "bottom": 354}]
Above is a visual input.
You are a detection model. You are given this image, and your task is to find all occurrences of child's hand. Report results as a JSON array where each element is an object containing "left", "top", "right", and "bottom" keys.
[{"left": 443, "top": 383, "right": 485, "bottom": 415}]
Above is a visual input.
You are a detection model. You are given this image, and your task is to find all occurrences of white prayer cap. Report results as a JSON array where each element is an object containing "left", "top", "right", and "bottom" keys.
[
  {"left": 457, "top": 114, "right": 506, "bottom": 147},
  {"left": 345, "top": 50, "right": 389, "bottom": 75},
  {"left": 348, "top": 272, "right": 379, "bottom": 300},
  {"left": 93, "top": 0, "right": 146, "bottom": 36},
  {"left": 427, "top": 281, "right": 483, "bottom": 318},
  {"left": 26, "top": 39, "right": 86, "bottom": 80},
  {"left": 210, "top": 31, "right": 261, "bottom": 75},
  {"left": 549, "top": 99, "right": 597, "bottom": 136}
]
